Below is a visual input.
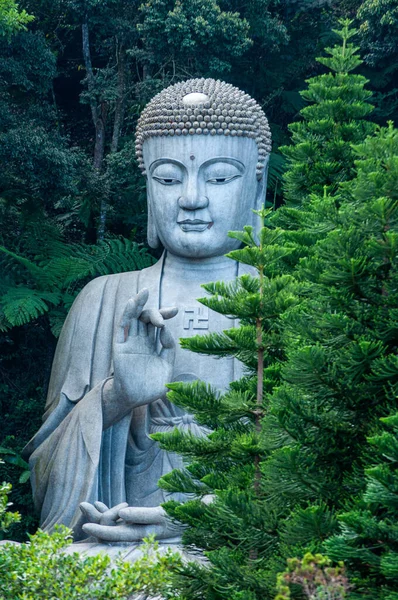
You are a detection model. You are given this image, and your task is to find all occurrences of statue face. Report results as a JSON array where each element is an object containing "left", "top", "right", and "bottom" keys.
[{"left": 143, "top": 135, "right": 264, "bottom": 258}]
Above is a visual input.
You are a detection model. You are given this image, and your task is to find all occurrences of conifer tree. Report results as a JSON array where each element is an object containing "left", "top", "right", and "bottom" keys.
[
  {"left": 155, "top": 119, "right": 398, "bottom": 594},
  {"left": 155, "top": 128, "right": 398, "bottom": 600},
  {"left": 150, "top": 26, "right": 397, "bottom": 600},
  {"left": 152, "top": 215, "right": 299, "bottom": 600},
  {"left": 324, "top": 412, "right": 398, "bottom": 600},
  {"left": 280, "top": 19, "right": 375, "bottom": 207},
  {"left": 261, "top": 121, "right": 398, "bottom": 593}
]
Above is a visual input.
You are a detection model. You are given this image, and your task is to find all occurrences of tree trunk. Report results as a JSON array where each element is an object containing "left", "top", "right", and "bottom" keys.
[
  {"left": 82, "top": 16, "right": 108, "bottom": 240},
  {"left": 250, "top": 210, "right": 265, "bottom": 563},
  {"left": 111, "top": 41, "right": 126, "bottom": 154},
  {"left": 93, "top": 105, "right": 106, "bottom": 170}
]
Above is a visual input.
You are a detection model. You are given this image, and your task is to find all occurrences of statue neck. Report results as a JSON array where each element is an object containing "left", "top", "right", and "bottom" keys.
[{"left": 163, "top": 251, "right": 235, "bottom": 277}]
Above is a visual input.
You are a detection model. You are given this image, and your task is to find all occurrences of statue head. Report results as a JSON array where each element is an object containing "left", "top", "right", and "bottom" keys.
[{"left": 136, "top": 78, "right": 271, "bottom": 258}]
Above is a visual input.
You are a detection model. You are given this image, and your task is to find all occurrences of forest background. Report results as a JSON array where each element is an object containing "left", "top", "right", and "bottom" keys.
[{"left": 0, "top": 0, "right": 397, "bottom": 543}]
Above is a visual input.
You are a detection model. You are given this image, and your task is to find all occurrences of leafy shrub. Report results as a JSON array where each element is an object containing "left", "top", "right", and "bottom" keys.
[{"left": 0, "top": 526, "right": 182, "bottom": 600}]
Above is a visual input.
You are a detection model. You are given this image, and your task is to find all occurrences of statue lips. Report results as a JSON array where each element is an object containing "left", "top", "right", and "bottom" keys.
[{"left": 178, "top": 219, "right": 213, "bottom": 232}]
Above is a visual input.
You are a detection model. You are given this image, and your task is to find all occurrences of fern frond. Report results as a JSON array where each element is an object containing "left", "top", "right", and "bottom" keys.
[
  {"left": 95, "top": 239, "right": 154, "bottom": 274},
  {"left": 0, "top": 287, "right": 59, "bottom": 326},
  {"left": 0, "top": 245, "right": 56, "bottom": 288}
]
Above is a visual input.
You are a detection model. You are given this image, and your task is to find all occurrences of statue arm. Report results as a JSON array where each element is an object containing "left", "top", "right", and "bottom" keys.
[
  {"left": 26, "top": 273, "right": 178, "bottom": 538},
  {"left": 25, "top": 276, "right": 126, "bottom": 537},
  {"left": 29, "top": 381, "right": 106, "bottom": 538}
]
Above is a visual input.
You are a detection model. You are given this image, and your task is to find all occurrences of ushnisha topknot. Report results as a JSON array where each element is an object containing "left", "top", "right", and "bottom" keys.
[{"left": 135, "top": 78, "right": 272, "bottom": 180}]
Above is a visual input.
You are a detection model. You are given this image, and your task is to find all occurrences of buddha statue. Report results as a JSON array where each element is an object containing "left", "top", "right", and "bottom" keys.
[{"left": 24, "top": 78, "right": 271, "bottom": 543}]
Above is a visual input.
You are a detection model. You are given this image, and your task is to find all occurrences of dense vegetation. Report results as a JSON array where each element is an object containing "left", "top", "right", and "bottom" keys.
[
  {"left": 150, "top": 22, "right": 398, "bottom": 598},
  {"left": 0, "top": 1, "right": 397, "bottom": 599}
]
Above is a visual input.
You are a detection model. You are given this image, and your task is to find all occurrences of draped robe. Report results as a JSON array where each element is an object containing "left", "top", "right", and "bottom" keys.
[{"left": 24, "top": 256, "right": 242, "bottom": 540}]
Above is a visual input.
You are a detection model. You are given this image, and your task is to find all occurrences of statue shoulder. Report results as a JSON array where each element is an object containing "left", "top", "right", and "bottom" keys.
[
  {"left": 73, "top": 260, "right": 161, "bottom": 310},
  {"left": 76, "top": 270, "right": 141, "bottom": 301}
]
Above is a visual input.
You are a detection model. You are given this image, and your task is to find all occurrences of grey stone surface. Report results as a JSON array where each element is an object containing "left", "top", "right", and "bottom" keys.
[{"left": 24, "top": 78, "right": 270, "bottom": 546}]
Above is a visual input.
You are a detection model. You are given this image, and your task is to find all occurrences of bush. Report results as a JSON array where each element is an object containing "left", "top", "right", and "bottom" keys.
[{"left": 0, "top": 526, "right": 182, "bottom": 600}]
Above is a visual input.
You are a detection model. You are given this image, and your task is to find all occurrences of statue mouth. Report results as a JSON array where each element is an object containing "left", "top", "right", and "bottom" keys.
[{"left": 178, "top": 219, "right": 213, "bottom": 232}]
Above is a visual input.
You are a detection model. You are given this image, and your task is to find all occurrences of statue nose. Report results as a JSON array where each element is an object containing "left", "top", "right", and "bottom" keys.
[{"left": 178, "top": 194, "right": 209, "bottom": 210}]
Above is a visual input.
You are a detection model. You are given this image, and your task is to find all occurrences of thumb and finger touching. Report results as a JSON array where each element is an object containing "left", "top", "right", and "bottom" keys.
[
  {"left": 94, "top": 501, "right": 109, "bottom": 513},
  {"left": 117, "top": 288, "right": 149, "bottom": 343},
  {"left": 101, "top": 502, "right": 129, "bottom": 525},
  {"left": 160, "top": 307, "right": 178, "bottom": 320},
  {"left": 117, "top": 288, "right": 178, "bottom": 344},
  {"left": 80, "top": 501, "right": 128, "bottom": 525},
  {"left": 80, "top": 502, "right": 102, "bottom": 524}
]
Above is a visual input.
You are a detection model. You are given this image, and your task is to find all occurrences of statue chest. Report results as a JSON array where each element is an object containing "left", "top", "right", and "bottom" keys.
[{"left": 160, "top": 265, "right": 237, "bottom": 392}]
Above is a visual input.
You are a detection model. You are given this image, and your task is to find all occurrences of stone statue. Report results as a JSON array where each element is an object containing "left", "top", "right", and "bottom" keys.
[{"left": 24, "top": 78, "right": 271, "bottom": 543}]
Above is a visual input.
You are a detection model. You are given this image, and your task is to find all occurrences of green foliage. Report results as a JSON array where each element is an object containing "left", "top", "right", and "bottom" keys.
[
  {"left": 325, "top": 412, "right": 398, "bottom": 600},
  {"left": 260, "top": 119, "right": 398, "bottom": 535},
  {"left": 0, "top": 0, "right": 33, "bottom": 39},
  {"left": 280, "top": 19, "right": 375, "bottom": 206},
  {"left": 0, "top": 0, "right": 398, "bottom": 576},
  {"left": 0, "top": 447, "right": 29, "bottom": 483},
  {"left": 358, "top": 0, "right": 398, "bottom": 66},
  {"left": 357, "top": 0, "right": 398, "bottom": 125},
  {"left": 275, "top": 553, "right": 350, "bottom": 600},
  {"left": 0, "top": 234, "right": 154, "bottom": 335},
  {"left": 147, "top": 29, "right": 398, "bottom": 600},
  {"left": 150, "top": 208, "right": 297, "bottom": 599},
  {"left": 0, "top": 464, "right": 21, "bottom": 534},
  {"left": 0, "top": 526, "right": 182, "bottom": 599},
  {"left": 138, "top": 0, "right": 252, "bottom": 77}
]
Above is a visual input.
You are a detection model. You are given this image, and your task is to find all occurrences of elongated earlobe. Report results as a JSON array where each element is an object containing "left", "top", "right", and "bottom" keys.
[
  {"left": 252, "top": 155, "right": 269, "bottom": 233},
  {"left": 147, "top": 199, "right": 161, "bottom": 249}
]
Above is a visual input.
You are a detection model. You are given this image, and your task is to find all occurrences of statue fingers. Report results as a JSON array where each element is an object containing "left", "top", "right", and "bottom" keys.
[
  {"left": 94, "top": 501, "right": 109, "bottom": 513},
  {"left": 138, "top": 307, "right": 178, "bottom": 328},
  {"left": 159, "top": 325, "right": 176, "bottom": 364},
  {"left": 141, "top": 308, "right": 179, "bottom": 348},
  {"left": 140, "top": 309, "right": 165, "bottom": 328},
  {"left": 117, "top": 289, "right": 149, "bottom": 343},
  {"left": 100, "top": 502, "right": 129, "bottom": 525},
  {"left": 118, "top": 506, "right": 166, "bottom": 525},
  {"left": 138, "top": 308, "right": 164, "bottom": 340},
  {"left": 79, "top": 502, "right": 102, "bottom": 524},
  {"left": 82, "top": 522, "right": 148, "bottom": 543},
  {"left": 159, "top": 307, "right": 178, "bottom": 321}
]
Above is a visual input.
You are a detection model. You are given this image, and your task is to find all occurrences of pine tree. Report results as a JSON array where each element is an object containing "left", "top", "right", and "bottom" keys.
[
  {"left": 155, "top": 126, "right": 398, "bottom": 600},
  {"left": 324, "top": 412, "right": 398, "bottom": 600},
  {"left": 152, "top": 214, "right": 300, "bottom": 600},
  {"left": 262, "top": 121, "right": 398, "bottom": 592},
  {"left": 274, "top": 19, "right": 376, "bottom": 273},
  {"left": 280, "top": 19, "right": 375, "bottom": 207}
]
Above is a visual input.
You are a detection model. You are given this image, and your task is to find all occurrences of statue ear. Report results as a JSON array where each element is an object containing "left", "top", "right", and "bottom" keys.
[
  {"left": 147, "top": 194, "right": 161, "bottom": 249},
  {"left": 252, "top": 154, "right": 270, "bottom": 234}
]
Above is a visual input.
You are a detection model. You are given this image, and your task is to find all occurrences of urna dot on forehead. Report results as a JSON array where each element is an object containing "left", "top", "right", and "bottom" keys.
[{"left": 136, "top": 78, "right": 272, "bottom": 181}]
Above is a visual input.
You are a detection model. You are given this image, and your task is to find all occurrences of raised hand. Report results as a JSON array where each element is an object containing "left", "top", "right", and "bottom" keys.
[{"left": 103, "top": 288, "right": 178, "bottom": 427}]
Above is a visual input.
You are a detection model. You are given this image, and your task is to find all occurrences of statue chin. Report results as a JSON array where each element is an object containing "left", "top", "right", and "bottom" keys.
[{"left": 160, "top": 235, "right": 242, "bottom": 260}]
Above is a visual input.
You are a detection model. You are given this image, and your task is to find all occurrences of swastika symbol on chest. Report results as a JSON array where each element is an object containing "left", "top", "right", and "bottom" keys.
[{"left": 183, "top": 307, "right": 209, "bottom": 330}]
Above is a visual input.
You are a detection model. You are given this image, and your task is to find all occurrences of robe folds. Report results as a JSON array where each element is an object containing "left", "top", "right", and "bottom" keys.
[
  {"left": 24, "top": 257, "right": 204, "bottom": 540},
  {"left": 24, "top": 254, "right": 247, "bottom": 540}
]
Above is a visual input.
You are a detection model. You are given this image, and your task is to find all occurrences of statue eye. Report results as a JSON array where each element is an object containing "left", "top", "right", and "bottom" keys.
[
  {"left": 207, "top": 174, "right": 241, "bottom": 185},
  {"left": 152, "top": 176, "right": 182, "bottom": 185}
]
